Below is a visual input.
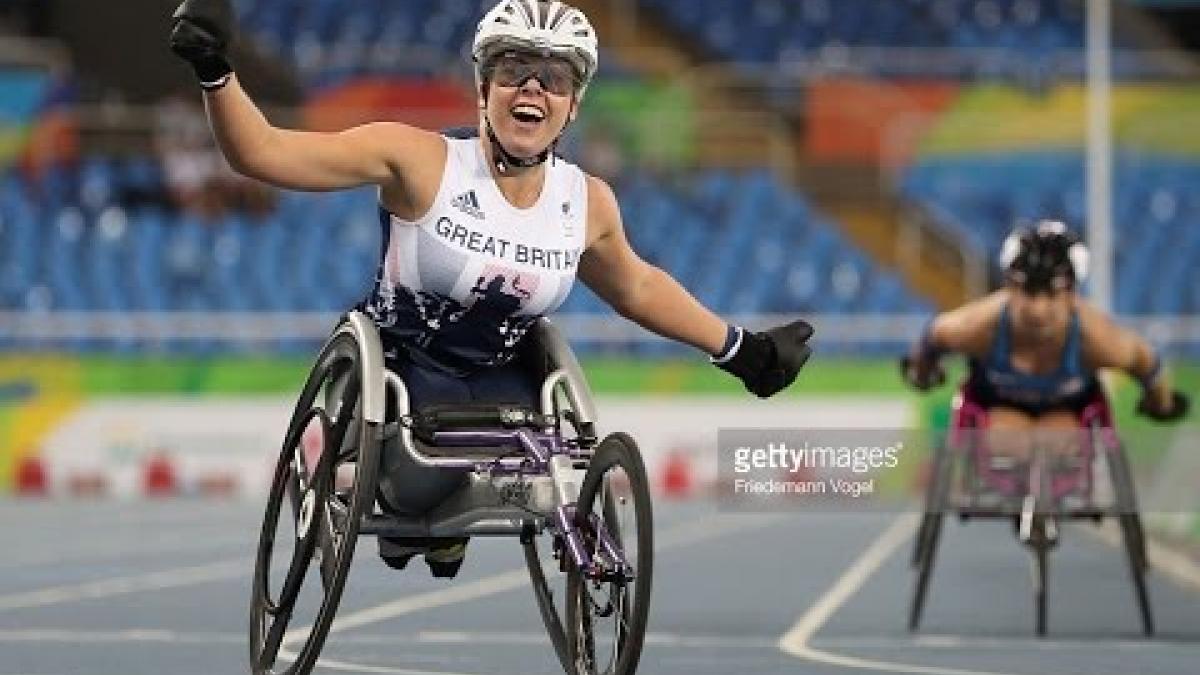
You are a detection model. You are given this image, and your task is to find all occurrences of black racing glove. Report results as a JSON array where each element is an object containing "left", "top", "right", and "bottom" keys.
[
  {"left": 169, "top": 0, "right": 235, "bottom": 90},
  {"left": 716, "top": 321, "right": 813, "bottom": 398},
  {"left": 1136, "top": 389, "right": 1190, "bottom": 423},
  {"left": 899, "top": 354, "right": 946, "bottom": 392}
]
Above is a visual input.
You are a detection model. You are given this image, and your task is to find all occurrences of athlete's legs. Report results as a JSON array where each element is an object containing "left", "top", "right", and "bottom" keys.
[
  {"left": 464, "top": 358, "right": 542, "bottom": 407},
  {"left": 986, "top": 405, "right": 1038, "bottom": 462},
  {"left": 376, "top": 352, "right": 542, "bottom": 577},
  {"left": 1031, "top": 409, "right": 1083, "bottom": 461},
  {"left": 986, "top": 407, "right": 1081, "bottom": 459}
]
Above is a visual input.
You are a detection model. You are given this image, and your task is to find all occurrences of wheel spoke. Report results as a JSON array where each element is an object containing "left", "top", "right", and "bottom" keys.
[
  {"left": 278, "top": 532, "right": 315, "bottom": 611},
  {"left": 325, "top": 376, "right": 361, "bottom": 457},
  {"left": 259, "top": 604, "right": 292, "bottom": 671}
]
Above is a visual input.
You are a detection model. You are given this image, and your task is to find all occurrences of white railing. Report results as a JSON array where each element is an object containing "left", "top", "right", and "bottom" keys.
[{"left": 2, "top": 312, "right": 1198, "bottom": 347}]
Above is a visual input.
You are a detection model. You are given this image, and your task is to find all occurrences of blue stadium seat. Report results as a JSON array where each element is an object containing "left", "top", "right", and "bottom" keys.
[
  {"left": 903, "top": 151, "right": 1200, "bottom": 316},
  {"left": 640, "top": 0, "right": 1146, "bottom": 79}
]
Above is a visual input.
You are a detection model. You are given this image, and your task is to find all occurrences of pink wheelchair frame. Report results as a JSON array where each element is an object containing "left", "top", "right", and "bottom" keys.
[
  {"left": 911, "top": 382, "right": 1153, "bottom": 637},
  {"left": 947, "top": 385, "right": 1118, "bottom": 510}
]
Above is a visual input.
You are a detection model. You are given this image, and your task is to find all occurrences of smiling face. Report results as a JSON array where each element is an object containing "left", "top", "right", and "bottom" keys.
[{"left": 479, "top": 51, "right": 580, "bottom": 161}]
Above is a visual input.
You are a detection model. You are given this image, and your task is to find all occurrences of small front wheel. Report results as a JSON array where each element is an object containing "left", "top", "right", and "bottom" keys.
[{"left": 566, "top": 432, "right": 653, "bottom": 675}]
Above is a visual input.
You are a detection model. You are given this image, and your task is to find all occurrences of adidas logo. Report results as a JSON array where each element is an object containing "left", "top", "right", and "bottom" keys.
[{"left": 451, "top": 190, "right": 485, "bottom": 219}]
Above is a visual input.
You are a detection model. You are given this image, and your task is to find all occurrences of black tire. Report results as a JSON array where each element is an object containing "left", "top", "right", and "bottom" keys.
[
  {"left": 908, "top": 513, "right": 943, "bottom": 631},
  {"left": 1101, "top": 425, "right": 1155, "bottom": 636},
  {"left": 567, "top": 433, "right": 653, "bottom": 675},
  {"left": 909, "top": 437, "right": 953, "bottom": 631},
  {"left": 1120, "top": 513, "right": 1155, "bottom": 637},
  {"left": 1032, "top": 517, "right": 1049, "bottom": 637},
  {"left": 249, "top": 329, "right": 380, "bottom": 675},
  {"left": 525, "top": 534, "right": 572, "bottom": 674},
  {"left": 1108, "top": 441, "right": 1149, "bottom": 568},
  {"left": 911, "top": 443, "right": 948, "bottom": 568}
]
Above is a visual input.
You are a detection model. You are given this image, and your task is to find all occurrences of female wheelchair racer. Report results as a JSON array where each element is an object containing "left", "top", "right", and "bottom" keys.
[
  {"left": 901, "top": 221, "right": 1189, "bottom": 636},
  {"left": 169, "top": 1, "right": 814, "bottom": 673}
]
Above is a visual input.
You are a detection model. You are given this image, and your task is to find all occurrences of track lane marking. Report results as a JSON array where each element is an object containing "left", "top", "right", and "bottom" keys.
[
  {"left": 778, "top": 513, "right": 1032, "bottom": 675},
  {"left": 0, "top": 533, "right": 253, "bottom": 572},
  {"left": 278, "top": 513, "right": 786, "bottom": 674},
  {"left": 1083, "top": 521, "right": 1200, "bottom": 592},
  {"left": 0, "top": 558, "right": 247, "bottom": 612}
]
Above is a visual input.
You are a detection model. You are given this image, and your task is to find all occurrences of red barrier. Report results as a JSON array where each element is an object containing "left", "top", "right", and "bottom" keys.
[
  {"left": 142, "top": 452, "right": 179, "bottom": 497},
  {"left": 14, "top": 454, "right": 49, "bottom": 497},
  {"left": 659, "top": 450, "right": 695, "bottom": 499}
]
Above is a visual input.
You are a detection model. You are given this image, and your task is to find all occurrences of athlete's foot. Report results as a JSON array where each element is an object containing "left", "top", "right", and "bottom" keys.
[
  {"left": 424, "top": 538, "right": 469, "bottom": 579},
  {"left": 380, "top": 552, "right": 416, "bottom": 570},
  {"left": 378, "top": 535, "right": 431, "bottom": 571}
]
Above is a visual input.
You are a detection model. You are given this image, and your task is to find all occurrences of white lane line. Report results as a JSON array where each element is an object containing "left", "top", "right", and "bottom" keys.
[
  {"left": 278, "top": 513, "right": 785, "bottom": 674},
  {"left": 3, "top": 627, "right": 1184, "bottom": 652},
  {"left": 812, "top": 635, "right": 1184, "bottom": 651},
  {"left": 1083, "top": 521, "right": 1200, "bottom": 592},
  {"left": 778, "top": 513, "right": 1034, "bottom": 675},
  {"left": 0, "top": 534, "right": 252, "bottom": 571},
  {"left": 779, "top": 514, "right": 917, "bottom": 650},
  {"left": 287, "top": 513, "right": 785, "bottom": 643},
  {"left": 322, "top": 568, "right": 532, "bottom": 637},
  {"left": 0, "top": 629, "right": 243, "bottom": 644},
  {"left": 406, "top": 630, "right": 778, "bottom": 649},
  {"left": 0, "top": 558, "right": 247, "bottom": 612}
]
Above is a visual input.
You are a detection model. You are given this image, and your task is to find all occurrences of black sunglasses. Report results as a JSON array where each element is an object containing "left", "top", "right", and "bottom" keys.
[{"left": 483, "top": 51, "right": 581, "bottom": 97}]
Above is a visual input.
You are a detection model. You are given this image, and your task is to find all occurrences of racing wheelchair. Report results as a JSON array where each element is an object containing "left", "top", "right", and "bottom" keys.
[
  {"left": 249, "top": 311, "right": 653, "bottom": 675},
  {"left": 909, "top": 383, "right": 1152, "bottom": 637}
]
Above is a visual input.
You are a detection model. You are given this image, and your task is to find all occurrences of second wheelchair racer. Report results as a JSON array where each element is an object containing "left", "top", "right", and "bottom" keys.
[{"left": 902, "top": 220, "right": 1189, "bottom": 459}]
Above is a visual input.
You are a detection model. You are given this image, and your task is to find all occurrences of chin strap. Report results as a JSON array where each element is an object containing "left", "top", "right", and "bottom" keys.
[{"left": 484, "top": 116, "right": 554, "bottom": 174}]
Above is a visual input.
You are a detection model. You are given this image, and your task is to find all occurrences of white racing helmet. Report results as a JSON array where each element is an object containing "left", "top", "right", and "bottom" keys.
[{"left": 472, "top": 0, "right": 599, "bottom": 98}]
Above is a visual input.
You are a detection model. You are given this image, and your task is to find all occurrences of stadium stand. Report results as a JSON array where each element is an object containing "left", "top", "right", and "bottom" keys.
[
  {"left": 640, "top": 0, "right": 1161, "bottom": 77},
  {"left": 901, "top": 151, "right": 1200, "bottom": 315},
  {"left": 0, "top": 159, "right": 931, "bottom": 350}
]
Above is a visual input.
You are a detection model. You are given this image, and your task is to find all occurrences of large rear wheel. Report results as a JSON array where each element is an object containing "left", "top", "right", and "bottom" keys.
[
  {"left": 249, "top": 329, "right": 380, "bottom": 675},
  {"left": 566, "top": 433, "right": 653, "bottom": 675}
]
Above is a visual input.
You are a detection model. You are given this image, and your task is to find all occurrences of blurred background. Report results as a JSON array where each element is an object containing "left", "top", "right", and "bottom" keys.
[{"left": 0, "top": 0, "right": 1195, "bottom": 523}]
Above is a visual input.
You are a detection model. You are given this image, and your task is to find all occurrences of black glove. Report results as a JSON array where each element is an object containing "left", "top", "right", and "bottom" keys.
[
  {"left": 717, "top": 321, "right": 813, "bottom": 398},
  {"left": 900, "top": 354, "right": 945, "bottom": 392},
  {"left": 169, "top": 0, "right": 235, "bottom": 89},
  {"left": 1136, "top": 389, "right": 1190, "bottom": 423}
]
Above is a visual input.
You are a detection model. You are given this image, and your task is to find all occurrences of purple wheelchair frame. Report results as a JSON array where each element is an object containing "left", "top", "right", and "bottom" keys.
[{"left": 354, "top": 368, "right": 633, "bottom": 583}]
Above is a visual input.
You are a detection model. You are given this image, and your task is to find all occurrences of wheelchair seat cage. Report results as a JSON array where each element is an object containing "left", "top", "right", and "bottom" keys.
[
  {"left": 911, "top": 381, "right": 1153, "bottom": 637},
  {"left": 249, "top": 312, "right": 653, "bottom": 675}
]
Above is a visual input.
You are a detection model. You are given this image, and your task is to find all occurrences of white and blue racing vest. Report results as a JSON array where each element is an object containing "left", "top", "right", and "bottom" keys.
[{"left": 362, "top": 136, "right": 588, "bottom": 373}]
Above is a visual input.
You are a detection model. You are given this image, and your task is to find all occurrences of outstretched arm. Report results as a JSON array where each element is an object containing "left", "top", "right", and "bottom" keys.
[
  {"left": 579, "top": 177, "right": 812, "bottom": 398},
  {"left": 901, "top": 292, "right": 1003, "bottom": 390},
  {"left": 578, "top": 177, "right": 727, "bottom": 354},
  {"left": 1079, "top": 303, "right": 1189, "bottom": 421}
]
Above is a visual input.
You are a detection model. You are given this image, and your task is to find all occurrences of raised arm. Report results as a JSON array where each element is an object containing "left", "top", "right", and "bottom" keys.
[
  {"left": 579, "top": 176, "right": 812, "bottom": 398},
  {"left": 169, "top": 0, "right": 442, "bottom": 192},
  {"left": 201, "top": 81, "right": 440, "bottom": 191}
]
